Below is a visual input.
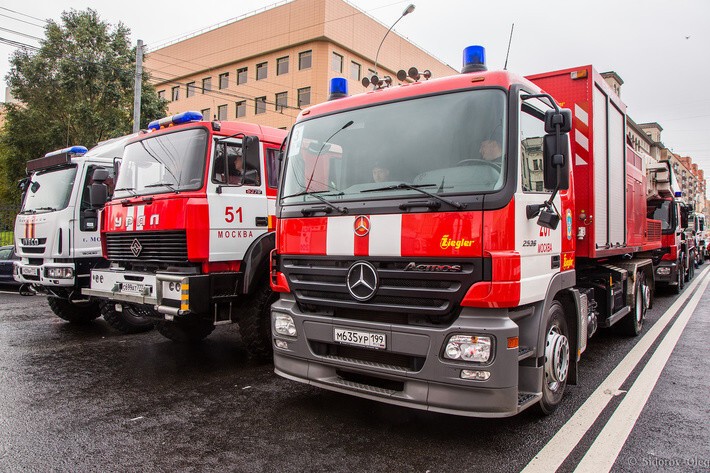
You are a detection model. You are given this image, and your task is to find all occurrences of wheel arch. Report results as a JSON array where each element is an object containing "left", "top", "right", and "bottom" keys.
[{"left": 241, "top": 231, "right": 275, "bottom": 295}]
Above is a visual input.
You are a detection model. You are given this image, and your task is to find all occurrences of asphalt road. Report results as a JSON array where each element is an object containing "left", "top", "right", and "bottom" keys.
[{"left": 0, "top": 271, "right": 708, "bottom": 472}]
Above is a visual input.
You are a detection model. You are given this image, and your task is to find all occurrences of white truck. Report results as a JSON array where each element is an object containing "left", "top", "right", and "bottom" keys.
[{"left": 14, "top": 136, "right": 153, "bottom": 333}]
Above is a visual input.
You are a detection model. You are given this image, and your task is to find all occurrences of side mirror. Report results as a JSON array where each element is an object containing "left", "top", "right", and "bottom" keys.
[
  {"left": 544, "top": 108, "right": 572, "bottom": 134},
  {"left": 92, "top": 168, "right": 109, "bottom": 182},
  {"left": 680, "top": 206, "right": 690, "bottom": 229},
  {"left": 113, "top": 157, "right": 122, "bottom": 182},
  {"left": 88, "top": 183, "right": 108, "bottom": 208},
  {"left": 543, "top": 133, "right": 570, "bottom": 190},
  {"left": 243, "top": 135, "right": 261, "bottom": 180}
]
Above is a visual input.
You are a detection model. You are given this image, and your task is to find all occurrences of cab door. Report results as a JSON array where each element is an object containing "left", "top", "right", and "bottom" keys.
[{"left": 206, "top": 138, "right": 269, "bottom": 262}]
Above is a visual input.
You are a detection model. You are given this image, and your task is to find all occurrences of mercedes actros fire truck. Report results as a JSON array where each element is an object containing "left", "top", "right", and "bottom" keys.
[
  {"left": 269, "top": 46, "right": 665, "bottom": 417},
  {"left": 14, "top": 137, "right": 154, "bottom": 333},
  {"left": 84, "top": 112, "right": 287, "bottom": 354}
]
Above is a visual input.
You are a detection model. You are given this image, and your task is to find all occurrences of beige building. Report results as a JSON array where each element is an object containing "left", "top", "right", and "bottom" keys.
[{"left": 144, "top": 0, "right": 457, "bottom": 130}]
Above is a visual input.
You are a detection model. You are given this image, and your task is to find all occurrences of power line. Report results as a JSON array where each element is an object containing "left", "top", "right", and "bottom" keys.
[
  {"left": 0, "top": 6, "right": 49, "bottom": 24},
  {"left": 0, "top": 37, "right": 39, "bottom": 50},
  {"left": 0, "top": 26, "right": 43, "bottom": 42},
  {"left": 0, "top": 12, "right": 45, "bottom": 29}
]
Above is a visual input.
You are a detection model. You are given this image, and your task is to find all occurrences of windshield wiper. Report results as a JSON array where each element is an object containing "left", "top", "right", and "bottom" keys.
[
  {"left": 145, "top": 182, "right": 178, "bottom": 193},
  {"left": 115, "top": 187, "right": 137, "bottom": 196},
  {"left": 362, "top": 183, "right": 465, "bottom": 210},
  {"left": 34, "top": 206, "right": 57, "bottom": 212},
  {"left": 282, "top": 189, "right": 347, "bottom": 215}
]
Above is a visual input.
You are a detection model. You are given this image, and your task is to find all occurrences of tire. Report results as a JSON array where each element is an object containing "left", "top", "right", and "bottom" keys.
[
  {"left": 619, "top": 271, "right": 647, "bottom": 336},
  {"left": 538, "top": 301, "right": 570, "bottom": 415},
  {"left": 687, "top": 253, "right": 695, "bottom": 280},
  {"left": 156, "top": 319, "right": 215, "bottom": 343},
  {"left": 238, "top": 282, "right": 278, "bottom": 360},
  {"left": 47, "top": 296, "right": 101, "bottom": 324},
  {"left": 101, "top": 302, "right": 155, "bottom": 334}
]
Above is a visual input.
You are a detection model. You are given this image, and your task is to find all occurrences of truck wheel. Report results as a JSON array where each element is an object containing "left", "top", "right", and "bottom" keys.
[
  {"left": 620, "top": 272, "right": 647, "bottom": 336},
  {"left": 672, "top": 261, "right": 685, "bottom": 294},
  {"left": 101, "top": 302, "right": 155, "bottom": 334},
  {"left": 538, "top": 301, "right": 570, "bottom": 415},
  {"left": 47, "top": 296, "right": 101, "bottom": 324},
  {"left": 238, "top": 282, "right": 277, "bottom": 360},
  {"left": 687, "top": 254, "right": 695, "bottom": 280},
  {"left": 156, "top": 319, "right": 215, "bottom": 343}
]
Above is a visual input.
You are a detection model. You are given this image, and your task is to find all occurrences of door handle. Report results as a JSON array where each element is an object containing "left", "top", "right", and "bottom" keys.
[{"left": 255, "top": 217, "right": 268, "bottom": 227}]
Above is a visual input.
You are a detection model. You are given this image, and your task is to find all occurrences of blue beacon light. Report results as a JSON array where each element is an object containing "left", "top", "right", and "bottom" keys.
[
  {"left": 44, "top": 146, "right": 88, "bottom": 157},
  {"left": 328, "top": 77, "right": 348, "bottom": 100},
  {"left": 462, "top": 45, "right": 487, "bottom": 73},
  {"left": 148, "top": 110, "right": 204, "bottom": 130}
]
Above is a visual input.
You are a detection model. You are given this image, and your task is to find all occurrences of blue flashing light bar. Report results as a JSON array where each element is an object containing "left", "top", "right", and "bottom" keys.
[
  {"left": 674, "top": 190, "right": 682, "bottom": 197},
  {"left": 148, "top": 111, "right": 203, "bottom": 130},
  {"left": 328, "top": 77, "right": 348, "bottom": 100},
  {"left": 44, "top": 146, "right": 88, "bottom": 158},
  {"left": 462, "top": 45, "right": 487, "bottom": 73}
]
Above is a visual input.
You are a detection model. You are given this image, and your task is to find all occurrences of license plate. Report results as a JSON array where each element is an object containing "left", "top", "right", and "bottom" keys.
[
  {"left": 120, "top": 282, "right": 147, "bottom": 294},
  {"left": 333, "top": 328, "right": 386, "bottom": 350},
  {"left": 21, "top": 267, "right": 39, "bottom": 276}
]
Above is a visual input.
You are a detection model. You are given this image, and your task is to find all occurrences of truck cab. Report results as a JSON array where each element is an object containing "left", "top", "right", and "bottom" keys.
[
  {"left": 84, "top": 112, "right": 287, "bottom": 352},
  {"left": 13, "top": 137, "right": 149, "bottom": 329}
]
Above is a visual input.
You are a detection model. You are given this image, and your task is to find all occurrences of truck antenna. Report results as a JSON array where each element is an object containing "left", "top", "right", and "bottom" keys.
[{"left": 504, "top": 23, "right": 515, "bottom": 70}]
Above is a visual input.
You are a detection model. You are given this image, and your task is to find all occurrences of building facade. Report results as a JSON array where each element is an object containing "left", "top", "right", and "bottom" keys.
[{"left": 144, "top": 0, "right": 457, "bottom": 130}]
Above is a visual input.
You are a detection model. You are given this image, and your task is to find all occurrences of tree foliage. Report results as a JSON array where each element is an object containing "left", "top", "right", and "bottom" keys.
[{"left": 0, "top": 8, "right": 167, "bottom": 205}]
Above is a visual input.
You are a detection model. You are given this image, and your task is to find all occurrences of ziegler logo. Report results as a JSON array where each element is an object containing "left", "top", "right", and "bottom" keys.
[
  {"left": 404, "top": 262, "right": 462, "bottom": 272},
  {"left": 439, "top": 235, "right": 474, "bottom": 250}
]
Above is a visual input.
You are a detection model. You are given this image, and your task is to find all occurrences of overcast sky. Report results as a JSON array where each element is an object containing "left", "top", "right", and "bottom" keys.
[{"left": 1, "top": 0, "right": 709, "bottom": 173}]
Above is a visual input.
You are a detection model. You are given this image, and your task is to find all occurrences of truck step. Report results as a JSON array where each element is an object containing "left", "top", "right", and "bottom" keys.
[
  {"left": 517, "top": 392, "right": 541, "bottom": 409},
  {"left": 517, "top": 346, "right": 535, "bottom": 361},
  {"left": 601, "top": 305, "right": 631, "bottom": 327}
]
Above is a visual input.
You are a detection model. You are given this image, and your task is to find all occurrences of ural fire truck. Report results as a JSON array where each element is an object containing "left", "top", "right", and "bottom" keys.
[
  {"left": 269, "top": 47, "right": 664, "bottom": 417},
  {"left": 647, "top": 162, "right": 696, "bottom": 292},
  {"left": 84, "top": 112, "right": 287, "bottom": 353},
  {"left": 14, "top": 137, "right": 153, "bottom": 333}
]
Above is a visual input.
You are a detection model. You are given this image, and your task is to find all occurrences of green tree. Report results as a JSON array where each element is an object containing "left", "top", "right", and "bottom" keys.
[{"left": 0, "top": 8, "right": 167, "bottom": 205}]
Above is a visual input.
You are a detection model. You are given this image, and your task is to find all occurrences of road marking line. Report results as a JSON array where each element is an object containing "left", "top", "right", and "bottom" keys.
[
  {"left": 521, "top": 266, "right": 710, "bottom": 473},
  {"left": 573, "top": 271, "right": 710, "bottom": 472}
]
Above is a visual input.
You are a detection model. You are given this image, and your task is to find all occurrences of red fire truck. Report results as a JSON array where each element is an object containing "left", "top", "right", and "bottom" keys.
[
  {"left": 84, "top": 112, "right": 286, "bottom": 354},
  {"left": 269, "top": 47, "right": 663, "bottom": 417}
]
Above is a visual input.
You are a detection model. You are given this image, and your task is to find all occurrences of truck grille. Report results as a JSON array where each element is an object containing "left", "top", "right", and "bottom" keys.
[
  {"left": 106, "top": 231, "right": 188, "bottom": 263},
  {"left": 281, "top": 256, "right": 488, "bottom": 323}
]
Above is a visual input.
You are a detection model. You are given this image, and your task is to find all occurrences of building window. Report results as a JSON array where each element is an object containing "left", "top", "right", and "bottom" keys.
[
  {"left": 237, "top": 67, "right": 247, "bottom": 85},
  {"left": 201, "top": 108, "right": 211, "bottom": 119},
  {"left": 219, "top": 73, "right": 229, "bottom": 89},
  {"left": 186, "top": 82, "right": 196, "bottom": 98},
  {"left": 256, "top": 62, "right": 268, "bottom": 80},
  {"left": 236, "top": 101, "right": 246, "bottom": 118},
  {"left": 277, "top": 56, "right": 289, "bottom": 76},
  {"left": 217, "top": 104, "right": 228, "bottom": 121},
  {"left": 275, "top": 92, "right": 288, "bottom": 112},
  {"left": 255, "top": 96, "right": 266, "bottom": 114},
  {"left": 158, "top": 90, "right": 166, "bottom": 100},
  {"left": 332, "top": 52, "right": 343, "bottom": 73},
  {"left": 202, "top": 77, "right": 212, "bottom": 93},
  {"left": 297, "top": 87, "right": 311, "bottom": 108},
  {"left": 171, "top": 86, "right": 179, "bottom": 101},
  {"left": 350, "top": 61, "right": 361, "bottom": 81},
  {"left": 299, "top": 50, "right": 312, "bottom": 70}
]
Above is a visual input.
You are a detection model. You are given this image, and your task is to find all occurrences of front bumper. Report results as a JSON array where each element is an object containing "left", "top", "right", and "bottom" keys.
[
  {"left": 271, "top": 295, "right": 540, "bottom": 418},
  {"left": 14, "top": 260, "right": 77, "bottom": 287},
  {"left": 654, "top": 261, "right": 679, "bottom": 284}
]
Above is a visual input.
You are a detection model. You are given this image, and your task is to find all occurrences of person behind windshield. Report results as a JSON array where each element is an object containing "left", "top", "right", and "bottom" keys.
[
  {"left": 479, "top": 139, "right": 502, "bottom": 167},
  {"left": 372, "top": 163, "right": 390, "bottom": 183},
  {"left": 227, "top": 147, "right": 244, "bottom": 185}
]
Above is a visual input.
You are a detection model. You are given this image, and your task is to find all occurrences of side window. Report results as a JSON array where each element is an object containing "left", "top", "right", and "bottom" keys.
[
  {"left": 266, "top": 148, "right": 279, "bottom": 188},
  {"left": 520, "top": 99, "right": 548, "bottom": 193},
  {"left": 212, "top": 142, "right": 261, "bottom": 187}
]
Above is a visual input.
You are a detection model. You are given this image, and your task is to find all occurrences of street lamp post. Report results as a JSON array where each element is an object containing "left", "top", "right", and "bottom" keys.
[{"left": 373, "top": 4, "right": 415, "bottom": 76}]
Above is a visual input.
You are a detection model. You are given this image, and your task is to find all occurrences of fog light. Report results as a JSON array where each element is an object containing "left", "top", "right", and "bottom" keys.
[
  {"left": 656, "top": 267, "right": 671, "bottom": 275},
  {"left": 274, "top": 314, "right": 297, "bottom": 337},
  {"left": 444, "top": 335, "right": 492, "bottom": 363},
  {"left": 275, "top": 339, "right": 288, "bottom": 349},
  {"left": 461, "top": 369, "right": 490, "bottom": 381}
]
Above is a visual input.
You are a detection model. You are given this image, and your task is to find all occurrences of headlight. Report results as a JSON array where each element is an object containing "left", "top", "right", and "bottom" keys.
[
  {"left": 46, "top": 267, "right": 74, "bottom": 279},
  {"left": 656, "top": 267, "right": 671, "bottom": 275},
  {"left": 444, "top": 335, "right": 492, "bottom": 363},
  {"left": 274, "top": 314, "right": 297, "bottom": 337}
]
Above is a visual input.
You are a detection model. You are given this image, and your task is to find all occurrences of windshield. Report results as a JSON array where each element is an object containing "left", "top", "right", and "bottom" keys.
[
  {"left": 21, "top": 165, "right": 78, "bottom": 213},
  {"left": 647, "top": 200, "right": 675, "bottom": 233},
  {"left": 281, "top": 89, "right": 506, "bottom": 205},
  {"left": 114, "top": 128, "right": 208, "bottom": 198}
]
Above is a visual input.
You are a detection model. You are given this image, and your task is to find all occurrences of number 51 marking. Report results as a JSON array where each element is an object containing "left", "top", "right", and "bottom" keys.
[{"left": 225, "top": 206, "right": 243, "bottom": 223}]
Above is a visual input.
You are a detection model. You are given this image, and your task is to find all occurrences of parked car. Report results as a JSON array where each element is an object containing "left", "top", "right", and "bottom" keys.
[{"left": 0, "top": 245, "right": 19, "bottom": 286}]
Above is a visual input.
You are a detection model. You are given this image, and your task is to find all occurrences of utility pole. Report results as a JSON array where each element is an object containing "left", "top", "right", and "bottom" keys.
[{"left": 132, "top": 39, "right": 143, "bottom": 133}]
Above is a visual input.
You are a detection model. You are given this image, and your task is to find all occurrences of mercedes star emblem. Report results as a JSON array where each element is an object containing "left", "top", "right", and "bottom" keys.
[
  {"left": 354, "top": 215, "right": 370, "bottom": 237},
  {"left": 346, "top": 261, "right": 379, "bottom": 301},
  {"left": 130, "top": 238, "right": 143, "bottom": 257}
]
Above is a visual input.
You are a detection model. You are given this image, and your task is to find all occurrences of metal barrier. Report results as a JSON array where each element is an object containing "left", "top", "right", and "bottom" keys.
[{"left": 0, "top": 205, "right": 20, "bottom": 246}]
